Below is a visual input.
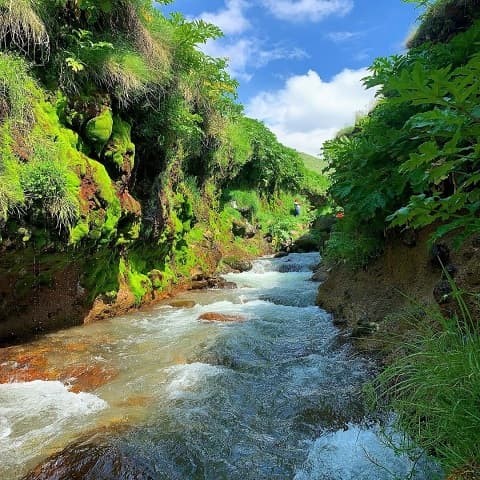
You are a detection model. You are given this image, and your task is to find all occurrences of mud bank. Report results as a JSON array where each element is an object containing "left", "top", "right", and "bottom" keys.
[{"left": 316, "top": 228, "right": 480, "bottom": 348}]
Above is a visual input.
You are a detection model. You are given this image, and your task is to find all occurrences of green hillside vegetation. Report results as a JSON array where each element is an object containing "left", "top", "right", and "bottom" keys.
[
  {"left": 298, "top": 151, "right": 327, "bottom": 175},
  {"left": 320, "top": 0, "right": 480, "bottom": 474},
  {"left": 0, "top": 0, "right": 319, "bottom": 321}
]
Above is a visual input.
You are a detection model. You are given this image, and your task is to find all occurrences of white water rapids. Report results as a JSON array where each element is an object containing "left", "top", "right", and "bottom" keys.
[{"left": 0, "top": 253, "right": 440, "bottom": 479}]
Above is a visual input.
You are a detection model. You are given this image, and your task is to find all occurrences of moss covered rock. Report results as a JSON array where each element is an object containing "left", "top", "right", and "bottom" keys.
[
  {"left": 103, "top": 116, "right": 135, "bottom": 175},
  {"left": 85, "top": 109, "right": 113, "bottom": 154}
]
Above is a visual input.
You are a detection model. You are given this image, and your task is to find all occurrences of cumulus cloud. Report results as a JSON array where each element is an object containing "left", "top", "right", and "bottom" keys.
[
  {"left": 262, "top": 0, "right": 353, "bottom": 22},
  {"left": 201, "top": 39, "right": 308, "bottom": 82},
  {"left": 198, "top": 0, "right": 251, "bottom": 35},
  {"left": 246, "top": 68, "right": 377, "bottom": 155}
]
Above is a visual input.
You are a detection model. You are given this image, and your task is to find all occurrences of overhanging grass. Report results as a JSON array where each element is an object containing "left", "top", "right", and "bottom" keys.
[{"left": 372, "top": 285, "right": 480, "bottom": 474}]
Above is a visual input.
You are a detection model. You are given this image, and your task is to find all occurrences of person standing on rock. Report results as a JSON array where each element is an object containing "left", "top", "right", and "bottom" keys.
[{"left": 294, "top": 200, "right": 301, "bottom": 216}]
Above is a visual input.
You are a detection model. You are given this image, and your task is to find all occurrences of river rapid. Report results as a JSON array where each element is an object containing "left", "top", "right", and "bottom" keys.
[{"left": 0, "top": 253, "right": 439, "bottom": 479}]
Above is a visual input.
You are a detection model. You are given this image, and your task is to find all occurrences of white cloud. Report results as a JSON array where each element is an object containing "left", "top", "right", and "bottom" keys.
[
  {"left": 201, "top": 39, "right": 308, "bottom": 82},
  {"left": 326, "top": 31, "right": 362, "bottom": 43},
  {"left": 198, "top": 0, "right": 251, "bottom": 35},
  {"left": 246, "top": 68, "right": 377, "bottom": 155},
  {"left": 262, "top": 0, "right": 353, "bottom": 22}
]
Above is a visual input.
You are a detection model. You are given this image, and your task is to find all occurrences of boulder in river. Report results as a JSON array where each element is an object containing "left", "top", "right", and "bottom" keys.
[
  {"left": 166, "top": 300, "right": 196, "bottom": 308},
  {"left": 198, "top": 312, "right": 246, "bottom": 323},
  {"left": 223, "top": 258, "right": 253, "bottom": 272},
  {"left": 24, "top": 441, "right": 155, "bottom": 480}
]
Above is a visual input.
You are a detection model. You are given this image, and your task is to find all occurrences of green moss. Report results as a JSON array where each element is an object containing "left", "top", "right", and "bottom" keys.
[
  {"left": 119, "top": 257, "right": 152, "bottom": 304},
  {"left": 82, "top": 249, "right": 120, "bottom": 301},
  {"left": 88, "top": 160, "right": 122, "bottom": 242},
  {"left": 70, "top": 220, "right": 89, "bottom": 243},
  {"left": 103, "top": 115, "right": 135, "bottom": 172},
  {"left": 85, "top": 109, "right": 113, "bottom": 153}
]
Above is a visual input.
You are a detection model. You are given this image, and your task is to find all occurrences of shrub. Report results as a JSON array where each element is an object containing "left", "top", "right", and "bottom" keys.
[{"left": 21, "top": 147, "right": 79, "bottom": 231}]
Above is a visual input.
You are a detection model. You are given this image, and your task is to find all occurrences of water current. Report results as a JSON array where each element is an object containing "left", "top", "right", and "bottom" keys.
[{"left": 0, "top": 253, "right": 439, "bottom": 479}]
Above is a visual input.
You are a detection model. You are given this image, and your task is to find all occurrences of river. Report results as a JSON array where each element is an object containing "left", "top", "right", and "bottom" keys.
[{"left": 0, "top": 253, "right": 439, "bottom": 479}]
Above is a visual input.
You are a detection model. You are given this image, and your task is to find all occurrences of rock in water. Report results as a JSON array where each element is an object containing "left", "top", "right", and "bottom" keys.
[
  {"left": 23, "top": 441, "right": 155, "bottom": 480},
  {"left": 198, "top": 312, "right": 246, "bottom": 323},
  {"left": 166, "top": 300, "right": 196, "bottom": 308},
  {"left": 223, "top": 258, "right": 253, "bottom": 272}
]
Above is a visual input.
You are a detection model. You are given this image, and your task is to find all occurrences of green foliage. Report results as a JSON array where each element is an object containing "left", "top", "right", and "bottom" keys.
[
  {"left": 234, "top": 118, "right": 308, "bottom": 194},
  {"left": 0, "top": 53, "right": 36, "bottom": 127},
  {"left": 323, "top": 219, "right": 383, "bottom": 268},
  {"left": 21, "top": 152, "right": 79, "bottom": 231},
  {"left": 298, "top": 151, "right": 327, "bottom": 175},
  {"left": 0, "top": 156, "right": 24, "bottom": 221},
  {"left": 324, "top": 21, "right": 480, "bottom": 261},
  {"left": 371, "top": 285, "right": 480, "bottom": 474}
]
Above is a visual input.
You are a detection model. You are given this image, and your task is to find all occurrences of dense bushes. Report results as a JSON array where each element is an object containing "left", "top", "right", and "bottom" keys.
[{"left": 323, "top": 9, "right": 480, "bottom": 265}]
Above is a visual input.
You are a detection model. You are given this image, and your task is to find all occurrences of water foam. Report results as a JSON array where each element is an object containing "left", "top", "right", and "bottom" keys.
[
  {"left": 294, "top": 424, "right": 435, "bottom": 480},
  {"left": 0, "top": 380, "right": 107, "bottom": 469},
  {"left": 165, "top": 363, "right": 224, "bottom": 400}
]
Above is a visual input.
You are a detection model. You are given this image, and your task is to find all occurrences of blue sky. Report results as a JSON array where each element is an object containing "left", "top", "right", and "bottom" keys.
[{"left": 161, "top": 0, "right": 422, "bottom": 155}]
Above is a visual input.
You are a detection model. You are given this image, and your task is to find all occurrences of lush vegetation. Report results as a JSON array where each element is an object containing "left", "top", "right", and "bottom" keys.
[
  {"left": 370, "top": 283, "right": 480, "bottom": 474},
  {"left": 0, "top": 0, "right": 324, "bottom": 309},
  {"left": 320, "top": 1, "right": 480, "bottom": 476},
  {"left": 323, "top": 1, "right": 480, "bottom": 267}
]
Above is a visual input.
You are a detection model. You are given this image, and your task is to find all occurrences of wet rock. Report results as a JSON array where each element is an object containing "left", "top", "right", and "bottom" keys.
[
  {"left": 223, "top": 258, "right": 252, "bottom": 272},
  {"left": 189, "top": 277, "right": 237, "bottom": 290},
  {"left": 292, "top": 234, "right": 319, "bottom": 253},
  {"left": 190, "top": 280, "right": 209, "bottom": 290},
  {"left": 23, "top": 441, "right": 155, "bottom": 480},
  {"left": 198, "top": 312, "right": 246, "bottom": 323},
  {"left": 274, "top": 251, "right": 289, "bottom": 258},
  {"left": 166, "top": 300, "right": 196, "bottom": 308},
  {"left": 311, "top": 269, "right": 328, "bottom": 282},
  {"left": 63, "top": 364, "right": 119, "bottom": 393}
]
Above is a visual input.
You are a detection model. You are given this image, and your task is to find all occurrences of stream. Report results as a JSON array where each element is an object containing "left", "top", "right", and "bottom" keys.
[{"left": 0, "top": 253, "right": 439, "bottom": 479}]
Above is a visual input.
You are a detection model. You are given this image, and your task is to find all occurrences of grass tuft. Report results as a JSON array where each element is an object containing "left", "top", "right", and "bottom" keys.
[
  {"left": 0, "top": 0, "right": 49, "bottom": 64},
  {"left": 372, "top": 281, "right": 480, "bottom": 474}
]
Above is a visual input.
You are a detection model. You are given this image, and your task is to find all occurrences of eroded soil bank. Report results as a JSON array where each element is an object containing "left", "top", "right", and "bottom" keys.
[
  {"left": 0, "top": 236, "right": 271, "bottom": 346},
  {"left": 316, "top": 227, "right": 480, "bottom": 352}
]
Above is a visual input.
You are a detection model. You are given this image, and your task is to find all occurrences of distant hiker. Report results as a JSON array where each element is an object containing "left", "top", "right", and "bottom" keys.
[{"left": 294, "top": 200, "right": 301, "bottom": 216}]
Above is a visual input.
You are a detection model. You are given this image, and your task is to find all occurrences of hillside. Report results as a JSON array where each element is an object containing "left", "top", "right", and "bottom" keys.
[{"left": 298, "top": 152, "right": 327, "bottom": 175}]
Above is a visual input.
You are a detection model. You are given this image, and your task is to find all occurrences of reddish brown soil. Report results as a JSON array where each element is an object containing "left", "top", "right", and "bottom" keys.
[{"left": 316, "top": 227, "right": 480, "bottom": 352}]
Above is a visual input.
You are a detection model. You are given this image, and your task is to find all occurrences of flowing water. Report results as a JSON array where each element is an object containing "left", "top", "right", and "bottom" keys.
[{"left": 0, "top": 253, "right": 439, "bottom": 479}]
